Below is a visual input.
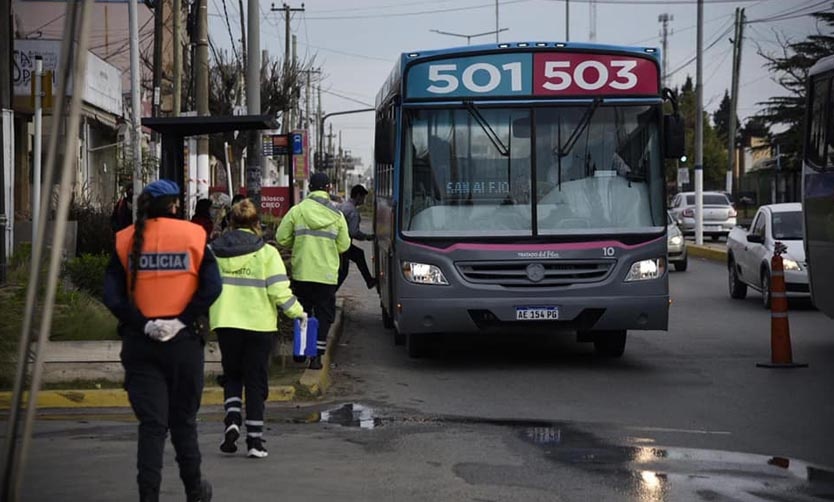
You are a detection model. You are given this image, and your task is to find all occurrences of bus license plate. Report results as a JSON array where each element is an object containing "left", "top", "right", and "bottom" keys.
[{"left": 516, "top": 306, "right": 559, "bottom": 320}]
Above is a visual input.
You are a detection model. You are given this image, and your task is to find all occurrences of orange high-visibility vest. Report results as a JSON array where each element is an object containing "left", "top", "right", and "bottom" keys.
[{"left": 116, "top": 218, "right": 207, "bottom": 318}]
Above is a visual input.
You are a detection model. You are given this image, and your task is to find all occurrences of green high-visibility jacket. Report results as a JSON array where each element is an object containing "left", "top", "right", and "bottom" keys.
[
  {"left": 276, "top": 191, "right": 351, "bottom": 285},
  {"left": 209, "top": 229, "right": 304, "bottom": 332}
]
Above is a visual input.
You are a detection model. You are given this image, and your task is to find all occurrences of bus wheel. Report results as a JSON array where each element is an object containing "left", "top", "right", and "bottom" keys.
[
  {"left": 393, "top": 327, "right": 406, "bottom": 346},
  {"left": 381, "top": 305, "right": 394, "bottom": 329},
  {"left": 593, "top": 330, "right": 627, "bottom": 358},
  {"left": 406, "top": 333, "right": 429, "bottom": 358}
]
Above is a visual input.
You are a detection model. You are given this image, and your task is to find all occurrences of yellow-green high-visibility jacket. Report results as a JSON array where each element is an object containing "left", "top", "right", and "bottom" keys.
[
  {"left": 276, "top": 191, "right": 350, "bottom": 285},
  {"left": 209, "top": 228, "right": 304, "bottom": 332}
]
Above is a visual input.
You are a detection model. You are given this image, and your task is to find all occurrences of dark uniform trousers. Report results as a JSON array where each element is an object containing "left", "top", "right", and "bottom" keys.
[
  {"left": 337, "top": 244, "right": 374, "bottom": 288},
  {"left": 215, "top": 328, "right": 272, "bottom": 439},
  {"left": 292, "top": 280, "right": 337, "bottom": 356},
  {"left": 120, "top": 327, "right": 205, "bottom": 500}
]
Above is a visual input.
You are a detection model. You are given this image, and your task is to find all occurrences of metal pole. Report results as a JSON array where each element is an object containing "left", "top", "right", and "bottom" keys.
[
  {"left": 129, "top": 0, "right": 143, "bottom": 216},
  {"left": 695, "top": 0, "right": 704, "bottom": 245},
  {"left": 196, "top": 0, "right": 209, "bottom": 200},
  {"left": 495, "top": 0, "right": 499, "bottom": 42},
  {"left": 0, "top": 0, "right": 10, "bottom": 284},
  {"left": 727, "top": 8, "right": 744, "bottom": 196},
  {"left": 33, "top": 57, "right": 42, "bottom": 240},
  {"left": 246, "top": 0, "right": 262, "bottom": 206},
  {"left": 173, "top": 0, "right": 182, "bottom": 116},
  {"left": 565, "top": 0, "right": 570, "bottom": 42}
]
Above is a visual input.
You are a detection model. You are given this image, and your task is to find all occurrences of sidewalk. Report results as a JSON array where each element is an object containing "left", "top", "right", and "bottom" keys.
[{"left": 0, "top": 299, "right": 345, "bottom": 409}]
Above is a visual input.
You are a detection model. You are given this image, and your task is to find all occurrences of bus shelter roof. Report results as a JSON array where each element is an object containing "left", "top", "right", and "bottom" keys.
[{"left": 141, "top": 115, "right": 279, "bottom": 136}]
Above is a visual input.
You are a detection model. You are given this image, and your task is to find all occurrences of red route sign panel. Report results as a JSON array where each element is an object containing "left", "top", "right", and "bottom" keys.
[
  {"left": 533, "top": 53, "right": 659, "bottom": 96},
  {"left": 260, "top": 186, "right": 290, "bottom": 217}
]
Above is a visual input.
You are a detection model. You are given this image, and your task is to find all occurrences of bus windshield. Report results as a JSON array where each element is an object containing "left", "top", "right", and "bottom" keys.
[{"left": 401, "top": 104, "right": 664, "bottom": 237}]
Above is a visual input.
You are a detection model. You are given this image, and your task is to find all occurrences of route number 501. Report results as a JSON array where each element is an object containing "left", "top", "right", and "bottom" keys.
[
  {"left": 543, "top": 60, "right": 638, "bottom": 91},
  {"left": 427, "top": 62, "right": 523, "bottom": 94}
]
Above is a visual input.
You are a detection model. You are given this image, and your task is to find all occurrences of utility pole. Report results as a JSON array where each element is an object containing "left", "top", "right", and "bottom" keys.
[
  {"left": 695, "top": 0, "right": 704, "bottom": 245},
  {"left": 33, "top": 58, "right": 43, "bottom": 240},
  {"left": 589, "top": 0, "right": 597, "bottom": 42},
  {"left": 658, "top": 13, "right": 673, "bottom": 89},
  {"left": 129, "top": 0, "right": 143, "bottom": 215},
  {"left": 152, "top": 0, "right": 164, "bottom": 174},
  {"left": 1, "top": 0, "right": 11, "bottom": 280},
  {"left": 272, "top": 2, "right": 305, "bottom": 134},
  {"left": 292, "top": 34, "right": 297, "bottom": 129},
  {"left": 196, "top": 0, "right": 209, "bottom": 200},
  {"left": 173, "top": 0, "right": 182, "bottom": 116},
  {"left": 727, "top": 7, "right": 745, "bottom": 195},
  {"left": 565, "top": 0, "right": 569, "bottom": 42},
  {"left": 247, "top": 0, "right": 262, "bottom": 206}
]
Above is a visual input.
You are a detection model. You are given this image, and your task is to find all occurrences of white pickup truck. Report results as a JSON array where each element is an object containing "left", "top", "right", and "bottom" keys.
[{"left": 726, "top": 203, "right": 810, "bottom": 309}]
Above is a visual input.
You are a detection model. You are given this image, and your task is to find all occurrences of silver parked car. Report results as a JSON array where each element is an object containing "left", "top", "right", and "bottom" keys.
[
  {"left": 667, "top": 211, "right": 687, "bottom": 271},
  {"left": 669, "top": 191, "right": 737, "bottom": 241}
]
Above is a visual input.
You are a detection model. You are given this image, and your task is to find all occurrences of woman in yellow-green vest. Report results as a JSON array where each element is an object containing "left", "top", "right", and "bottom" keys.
[{"left": 209, "top": 199, "right": 306, "bottom": 459}]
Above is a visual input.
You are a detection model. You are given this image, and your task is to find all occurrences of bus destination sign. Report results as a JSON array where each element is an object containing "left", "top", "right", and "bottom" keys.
[{"left": 406, "top": 52, "right": 659, "bottom": 99}]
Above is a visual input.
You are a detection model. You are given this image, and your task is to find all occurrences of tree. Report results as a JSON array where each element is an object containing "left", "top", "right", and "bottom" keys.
[
  {"left": 712, "top": 90, "right": 739, "bottom": 146},
  {"left": 667, "top": 76, "right": 728, "bottom": 189},
  {"left": 207, "top": 39, "right": 317, "bottom": 190},
  {"left": 755, "top": 6, "right": 834, "bottom": 169}
]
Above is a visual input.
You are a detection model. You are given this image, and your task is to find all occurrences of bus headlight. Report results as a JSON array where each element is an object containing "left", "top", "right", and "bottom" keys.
[
  {"left": 782, "top": 258, "right": 801, "bottom": 271},
  {"left": 402, "top": 262, "right": 449, "bottom": 285},
  {"left": 625, "top": 258, "right": 665, "bottom": 282}
]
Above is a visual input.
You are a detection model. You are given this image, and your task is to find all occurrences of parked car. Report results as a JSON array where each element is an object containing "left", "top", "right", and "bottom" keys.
[
  {"left": 669, "top": 191, "right": 737, "bottom": 241},
  {"left": 667, "top": 211, "right": 687, "bottom": 272},
  {"left": 726, "top": 203, "right": 809, "bottom": 308}
]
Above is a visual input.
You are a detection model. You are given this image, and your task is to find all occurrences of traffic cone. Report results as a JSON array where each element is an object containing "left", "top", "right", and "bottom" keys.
[{"left": 757, "top": 242, "right": 807, "bottom": 369}]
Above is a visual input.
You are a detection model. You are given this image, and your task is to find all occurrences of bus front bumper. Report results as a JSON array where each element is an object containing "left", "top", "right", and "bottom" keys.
[{"left": 394, "top": 295, "right": 669, "bottom": 335}]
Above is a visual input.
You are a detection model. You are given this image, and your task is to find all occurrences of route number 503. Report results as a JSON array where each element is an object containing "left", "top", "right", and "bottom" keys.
[{"left": 543, "top": 59, "right": 638, "bottom": 91}]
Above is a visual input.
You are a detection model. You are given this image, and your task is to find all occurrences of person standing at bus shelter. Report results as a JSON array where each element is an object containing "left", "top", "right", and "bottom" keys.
[
  {"left": 337, "top": 184, "right": 376, "bottom": 290},
  {"left": 276, "top": 172, "right": 350, "bottom": 369},
  {"left": 103, "top": 179, "right": 221, "bottom": 502},
  {"left": 209, "top": 199, "right": 307, "bottom": 458}
]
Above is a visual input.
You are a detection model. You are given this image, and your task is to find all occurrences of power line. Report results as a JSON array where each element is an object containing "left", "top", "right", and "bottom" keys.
[
  {"left": 666, "top": 17, "right": 736, "bottom": 79},
  {"left": 747, "top": 1, "right": 832, "bottom": 24},
  {"left": 299, "top": 42, "right": 392, "bottom": 63},
  {"left": 321, "top": 88, "right": 374, "bottom": 107},
  {"left": 303, "top": 0, "right": 534, "bottom": 20}
]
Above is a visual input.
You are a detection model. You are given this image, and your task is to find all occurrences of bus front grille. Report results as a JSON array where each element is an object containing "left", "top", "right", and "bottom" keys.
[{"left": 455, "top": 260, "right": 615, "bottom": 287}]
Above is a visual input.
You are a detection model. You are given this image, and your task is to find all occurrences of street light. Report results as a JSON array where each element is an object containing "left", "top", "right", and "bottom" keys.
[{"left": 430, "top": 28, "right": 509, "bottom": 46}]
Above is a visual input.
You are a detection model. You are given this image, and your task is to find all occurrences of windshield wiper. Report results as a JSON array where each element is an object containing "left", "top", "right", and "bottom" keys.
[
  {"left": 554, "top": 97, "right": 603, "bottom": 158},
  {"left": 463, "top": 100, "right": 509, "bottom": 157}
]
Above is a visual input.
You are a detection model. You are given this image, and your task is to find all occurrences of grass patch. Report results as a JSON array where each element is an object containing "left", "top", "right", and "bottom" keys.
[{"left": 41, "top": 379, "right": 123, "bottom": 390}]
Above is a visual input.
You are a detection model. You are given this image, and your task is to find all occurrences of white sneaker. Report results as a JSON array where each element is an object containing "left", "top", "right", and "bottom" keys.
[
  {"left": 220, "top": 424, "right": 239, "bottom": 454},
  {"left": 246, "top": 437, "right": 268, "bottom": 458}
]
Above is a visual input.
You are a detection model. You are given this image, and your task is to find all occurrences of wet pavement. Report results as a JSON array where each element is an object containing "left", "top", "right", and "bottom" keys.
[{"left": 6, "top": 239, "right": 834, "bottom": 501}]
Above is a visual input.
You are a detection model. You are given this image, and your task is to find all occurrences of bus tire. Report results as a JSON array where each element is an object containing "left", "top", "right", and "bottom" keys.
[
  {"left": 393, "top": 327, "right": 406, "bottom": 346},
  {"left": 406, "top": 333, "right": 428, "bottom": 358},
  {"left": 381, "top": 306, "right": 394, "bottom": 329},
  {"left": 593, "top": 330, "right": 627, "bottom": 358}
]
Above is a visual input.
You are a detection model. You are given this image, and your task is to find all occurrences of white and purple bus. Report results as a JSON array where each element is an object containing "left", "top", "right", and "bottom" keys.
[
  {"left": 803, "top": 55, "right": 834, "bottom": 319},
  {"left": 373, "top": 42, "right": 684, "bottom": 357}
]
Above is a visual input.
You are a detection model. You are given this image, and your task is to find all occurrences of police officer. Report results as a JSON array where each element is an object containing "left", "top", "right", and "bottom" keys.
[
  {"left": 103, "top": 179, "right": 221, "bottom": 502},
  {"left": 209, "top": 199, "right": 307, "bottom": 458},
  {"left": 276, "top": 172, "right": 350, "bottom": 369}
]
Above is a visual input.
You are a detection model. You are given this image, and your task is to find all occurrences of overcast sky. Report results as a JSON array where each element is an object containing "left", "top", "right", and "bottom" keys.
[{"left": 208, "top": 0, "right": 827, "bottom": 174}]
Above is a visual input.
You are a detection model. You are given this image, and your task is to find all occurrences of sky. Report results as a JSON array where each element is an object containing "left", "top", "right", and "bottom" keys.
[{"left": 206, "top": 0, "right": 829, "bottom": 175}]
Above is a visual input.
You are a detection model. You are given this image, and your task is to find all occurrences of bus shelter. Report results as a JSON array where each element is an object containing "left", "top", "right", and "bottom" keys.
[{"left": 141, "top": 115, "right": 279, "bottom": 200}]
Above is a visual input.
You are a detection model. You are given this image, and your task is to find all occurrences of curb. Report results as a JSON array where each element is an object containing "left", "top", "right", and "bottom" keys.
[
  {"left": 0, "top": 299, "right": 346, "bottom": 409},
  {"left": 688, "top": 244, "right": 727, "bottom": 263},
  {"left": 297, "top": 298, "right": 344, "bottom": 397}
]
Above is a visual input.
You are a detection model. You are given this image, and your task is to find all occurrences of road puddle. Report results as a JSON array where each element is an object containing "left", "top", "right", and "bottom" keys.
[{"left": 318, "top": 403, "right": 381, "bottom": 430}]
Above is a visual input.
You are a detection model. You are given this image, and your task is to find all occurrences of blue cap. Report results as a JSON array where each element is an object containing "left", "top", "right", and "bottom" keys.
[{"left": 143, "top": 179, "right": 180, "bottom": 198}]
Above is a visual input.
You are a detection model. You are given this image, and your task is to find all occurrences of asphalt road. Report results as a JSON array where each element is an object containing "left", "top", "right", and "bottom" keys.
[{"left": 9, "top": 251, "right": 834, "bottom": 501}]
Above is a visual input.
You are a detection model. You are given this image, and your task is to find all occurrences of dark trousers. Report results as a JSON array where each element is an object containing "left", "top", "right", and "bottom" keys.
[
  {"left": 337, "top": 243, "right": 374, "bottom": 288},
  {"left": 292, "top": 281, "right": 337, "bottom": 356},
  {"left": 215, "top": 328, "right": 272, "bottom": 439},
  {"left": 120, "top": 329, "right": 205, "bottom": 501}
]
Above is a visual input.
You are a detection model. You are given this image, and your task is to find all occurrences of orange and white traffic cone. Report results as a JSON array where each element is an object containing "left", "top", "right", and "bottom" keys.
[{"left": 757, "top": 241, "right": 807, "bottom": 369}]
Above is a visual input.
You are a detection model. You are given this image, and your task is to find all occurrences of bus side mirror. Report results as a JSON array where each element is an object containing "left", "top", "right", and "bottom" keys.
[{"left": 664, "top": 114, "right": 685, "bottom": 159}]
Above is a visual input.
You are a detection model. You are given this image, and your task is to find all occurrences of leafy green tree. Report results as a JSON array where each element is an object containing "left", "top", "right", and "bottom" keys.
[
  {"left": 712, "top": 90, "right": 738, "bottom": 146},
  {"left": 755, "top": 6, "right": 834, "bottom": 169}
]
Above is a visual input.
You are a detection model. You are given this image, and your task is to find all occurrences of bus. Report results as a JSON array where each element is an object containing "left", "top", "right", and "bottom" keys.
[
  {"left": 803, "top": 54, "right": 834, "bottom": 319},
  {"left": 373, "top": 42, "right": 684, "bottom": 358}
]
